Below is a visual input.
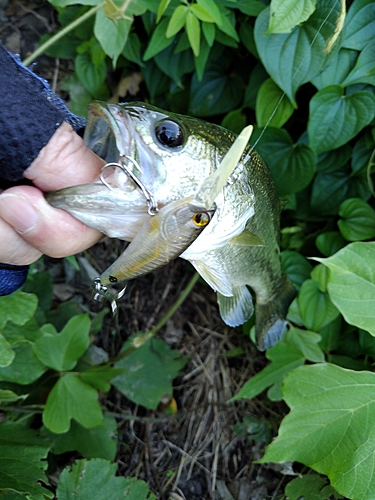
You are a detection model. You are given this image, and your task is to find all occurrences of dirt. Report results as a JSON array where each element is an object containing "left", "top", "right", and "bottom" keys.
[{"left": 0, "top": 3, "right": 293, "bottom": 498}]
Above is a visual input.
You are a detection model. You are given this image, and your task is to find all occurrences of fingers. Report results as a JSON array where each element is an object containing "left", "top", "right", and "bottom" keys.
[
  {"left": 24, "top": 122, "right": 106, "bottom": 191},
  {"left": 0, "top": 186, "right": 102, "bottom": 260}
]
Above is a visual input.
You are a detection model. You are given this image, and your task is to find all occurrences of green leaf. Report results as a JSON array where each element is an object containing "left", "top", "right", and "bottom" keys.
[
  {"left": 268, "top": 0, "right": 316, "bottom": 34},
  {"left": 154, "top": 42, "right": 195, "bottom": 83},
  {"left": 33, "top": 314, "right": 91, "bottom": 372},
  {"left": 254, "top": 2, "right": 341, "bottom": 106},
  {"left": 113, "top": 337, "right": 186, "bottom": 410},
  {"left": 230, "top": 342, "right": 305, "bottom": 402},
  {"left": 122, "top": 32, "right": 143, "bottom": 65},
  {"left": 237, "top": 0, "right": 267, "bottom": 16},
  {"left": 95, "top": 7, "right": 132, "bottom": 65},
  {"left": 216, "top": 11, "right": 239, "bottom": 41},
  {"left": 250, "top": 128, "right": 316, "bottom": 196},
  {"left": 342, "top": 40, "right": 375, "bottom": 87},
  {"left": 193, "top": 36, "right": 211, "bottom": 80},
  {"left": 166, "top": 5, "right": 188, "bottom": 38},
  {"left": 156, "top": 0, "right": 171, "bottom": 23},
  {"left": 186, "top": 10, "right": 201, "bottom": 57},
  {"left": 202, "top": 20, "right": 215, "bottom": 46},
  {"left": 285, "top": 327, "right": 324, "bottom": 363},
  {"left": 285, "top": 474, "right": 341, "bottom": 500},
  {"left": 0, "top": 334, "right": 14, "bottom": 367},
  {"left": 0, "top": 421, "right": 53, "bottom": 500},
  {"left": 316, "top": 144, "right": 352, "bottom": 173},
  {"left": 298, "top": 279, "right": 340, "bottom": 331},
  {"left": 221, "top": 108, "right": 247, "bottom": 134},
  {"left": 75, "top": 52, "right": 106, "bottom": 96},
  {"left": 60, "top": 73, "right": 92, "bottom": 118},
  {"left": 143, "top": 18, "right": 174, "bottom": 60},
  {"left": 315, "top": 242, "right": 375, "bottom": 336},
  {"left": 23, "top": 270, "right": 53, "bottom": 311},
  {"left": 261, "top": 363, "right": 375, "bottom": 500},
  {"left": 338, "top": 198, "right": 375, "bottom": 241},
  {"left": 197, "top": 0, "right": 223, "bottom": 26},
  {"left": 343, "top": 0, "right": 375, "bottom": 50},
  {"left": 308, "top": 85, "right": 375, "bottom": 155},
  {"left": 191, "top": 3, "right": 215, "bottom": 23},
  {"left": 0, "top": 340, "right": 46, "bottom": 384},
  {"left": 49, "top": 0, "right": 98, "bottom": 6},
  {"left": 256, "top": 78, "right": 294, "bottom": 128},
  {"left": 0, "top": 389, "right": 26, "bottom": 403},
  {"left": 57, "top": 459, "right": 156, "bottom": 500},
  {"left": 43, "top": 373, "right": 103, "bottom": 433},
  {"left": 244, "top": 63, "right": 268, "bottom": 108},
  {"left": 281, "top": 250, "right": 313, "bottom": 291},
  {"left": 189, "top": 60, "right": 243, "bottom": 116},
  {"left": 311, "top": 48, "right": 358, "bottom": 90},
  {"left": 310, "top": 171, "right": 348, "bottom": 216},
  {"left": 311, "top": 263, "right": 330, "bottom": 293},
  {"left": 0, "top": 291, "right": 38, "bottom": 330},
  {"left": 47, "top": 415, "right": 118, "bottom": 461},
  {"left": 80, "top": 365, "right": 125, "bottom": 392}
]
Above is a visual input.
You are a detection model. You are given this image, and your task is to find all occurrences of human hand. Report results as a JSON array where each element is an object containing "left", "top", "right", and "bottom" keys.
[{"left": 0, "top": 122, "right": 105, "bottom": 265}]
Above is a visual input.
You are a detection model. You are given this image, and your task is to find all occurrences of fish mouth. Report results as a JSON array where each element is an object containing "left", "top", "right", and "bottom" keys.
[{"left": 46, "top": 101, "right": 151, "bottom": 240}]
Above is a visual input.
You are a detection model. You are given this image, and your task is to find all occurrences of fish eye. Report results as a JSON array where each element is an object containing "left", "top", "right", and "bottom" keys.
[
  {"left": 192, "top": 212, "right": 211, "bottom": 227},
  {"left": 155, "top": 120, "right": 184, "bottom": 148}
]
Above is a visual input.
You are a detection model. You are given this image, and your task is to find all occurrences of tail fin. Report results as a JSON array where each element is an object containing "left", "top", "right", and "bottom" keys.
[{"left": 255, "top": 275, "right": 296, "bottom": 351}]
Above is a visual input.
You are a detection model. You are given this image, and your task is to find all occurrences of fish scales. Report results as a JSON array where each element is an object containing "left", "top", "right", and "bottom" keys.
[{"left": 47, "top": 102, "right": 296, "bottom": 350}]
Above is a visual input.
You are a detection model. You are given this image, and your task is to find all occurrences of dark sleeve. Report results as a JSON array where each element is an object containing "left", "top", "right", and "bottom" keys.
[{"left": 0, "top": 43, "right": 86, "bottom": 185}]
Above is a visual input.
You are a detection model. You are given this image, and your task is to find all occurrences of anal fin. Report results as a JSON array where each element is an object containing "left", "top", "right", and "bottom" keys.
[{"left": 217, "top": 286, "right": 254, "bottom": 327}]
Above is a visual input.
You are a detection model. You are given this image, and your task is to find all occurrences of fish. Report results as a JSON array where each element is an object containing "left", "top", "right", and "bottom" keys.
[{"left": 46, "top": 101, "right": 296, "bottom": 350}]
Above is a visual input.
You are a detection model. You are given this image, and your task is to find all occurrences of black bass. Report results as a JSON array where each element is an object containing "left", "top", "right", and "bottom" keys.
[{"left": 47, "top": 102, "right": 296, "bottom": 350}]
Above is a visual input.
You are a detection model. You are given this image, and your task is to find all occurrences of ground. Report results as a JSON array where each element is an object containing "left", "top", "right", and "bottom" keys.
[{"left": 1, "top": 3, "right": 294, "bottom": 498}]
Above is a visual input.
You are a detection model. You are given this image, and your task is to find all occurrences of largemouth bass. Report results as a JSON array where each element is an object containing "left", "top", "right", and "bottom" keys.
[{"left": 47, "top": 102, "right": 296, "bottom": 350}]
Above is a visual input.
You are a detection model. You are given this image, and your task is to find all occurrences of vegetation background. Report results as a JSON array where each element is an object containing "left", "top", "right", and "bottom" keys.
[{"left": 0, "top": 0, "right": 375, "bottom": 498}]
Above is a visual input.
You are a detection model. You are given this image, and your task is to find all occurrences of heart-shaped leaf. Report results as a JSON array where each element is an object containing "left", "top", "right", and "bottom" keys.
[
  {"left": 34, "top": 314, "right": 90, "bottom": 372},
  {"left": 0, "top": 291, "right": 38, "bottom": 330},
  {"left": 268, "top": 0, "right": 316, "bottom": 34},
  {"left": 256, "top": 78, "right": 294, "bottom": 128},
  {"left": 308, "top": 85, "right": 375, "bottom": 154},
  {"left": 254, "top": 1, "right": 341, "bottom": 106},
  {"left": 343, "top": 0, "right": 375, "bottom": 50},
  {"left": 298, "top": 279, "right": 340, "bottom": 331},
  {"left": 43, "top": 373, "right": 103, "bottom": 433},
  {"left": 338, "top": 198, "right": 375, "bottom": 241},
  {"left": 75, "top": 52, "right": 107, "bottom": 96},
  {"left": 342, "top": 40, "right": 375, "bottom": 87},
  {"left": 261, "top": 363, "right": 375, "bottom": 500},
  {"left": 250, "top": 128, "right": 316, "bottom": 196},
  {"left": 311, "top": 48, "right": 357, "bottom": 90},
  {"left": 316, "top": 242, "right": 375, "bottom": 335}
]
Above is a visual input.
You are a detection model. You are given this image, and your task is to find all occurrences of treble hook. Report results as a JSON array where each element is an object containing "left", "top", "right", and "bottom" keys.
[{"left": 99, "top": 155, "right": 158, "bottom": 216}]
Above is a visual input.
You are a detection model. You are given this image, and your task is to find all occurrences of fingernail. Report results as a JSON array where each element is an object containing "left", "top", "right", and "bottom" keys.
[{"left": 0, "top": 194, "right": 38, "bottom": 233}]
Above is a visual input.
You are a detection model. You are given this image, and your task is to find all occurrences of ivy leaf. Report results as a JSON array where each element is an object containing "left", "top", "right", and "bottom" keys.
[
  {"left": 343, "top": 0, "right": 375, "bottom": 50},
  {"left": 230, "top": 342, "right": 305, "bottom": 402},
  {"left": 57, "top": 459, "right": 156, "bottom": 500},
  {"left": 256, "top": 78, "right": 295, "bottom": 128},
  {"left": 298, "top": 279, "right": 340, "bottom": 331},
  {"left": 308, "top": 85, "right": 375, "bottom": 155},
  {"left": 0, "top": 291, "right": 38, "bottom": 330},
  {"left": 342, "top": 40, "right": 375, "bottom": 87},
  {"left": 0, "top": 421, "right": 53, "bottom": 500},
  {"left": 250, "top": 128, "right": 316, "bottom": 196},
  {"left": 254, "top": 1, "right": 341, "bottom": 106},
  {"left": 143, "top": 18, "right": 173, "bottom": 60},
  {"left": 315, "top": 242, "right": 375, "bottom": 336},
  {"left": 47, "top": 415, "right": 118, "bottom": 461},
  {"left": 113, "top": 337, "right": 186, "bottom": 410},
  {"left": 33, "top": 314, "right": 90, "bottom": 372},
  {"left": 261, "top": 363, "right": 375, "bottom": 500},
  {"left": 43, "top": 373, "right": 103, "bottom": 433},
  {"left": 338, "top": 198, "right": 375, "bottom": 241},
  {"left": 268, "top": 0, "right": 316, "bottom": 34}
]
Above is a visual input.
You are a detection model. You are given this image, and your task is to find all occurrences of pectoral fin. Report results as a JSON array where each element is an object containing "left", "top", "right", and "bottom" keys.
[
  {"left": 229, "top": 230, "right": 264, "bottom": 247},
  {"left": 217, "top": 286, "right": 254, "bottom": 327},
  {"left": 190, "top": 260, "right": 233, "bottom": 296}
]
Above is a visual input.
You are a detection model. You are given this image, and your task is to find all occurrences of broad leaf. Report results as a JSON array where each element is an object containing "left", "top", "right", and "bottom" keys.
[
  {"left": 57, "top": 459, "right": 156, "bottom": 500},
  {"left": 311, "top": 48, "right": 358, "bottom": 90},
  {"left": 255, "top": 78, "right": 294, "bottom": 128},
  {"left": 230, "top": 342, "right": 305, "bottom": 402},
  {"left": 338, "top": 198, "right": 375, "bottom": 241},
  {"left": 316, "top": 144, "right": 352, "bottom": 174},
  {"left": 343, "top": 0, "right": 375, "bottom": 50},
  {"left": 315, "top": 242, "right": 375, "bottom": 336},
  {"left": 143, "top": 18, "right": 174, "bottom": 60},
  {"left": 281, "top": 250, "right": 313, "bottom": 291},
  {"left": 315, "top": 231, "right": 346, "bottom": 257},
  {"left": 113, "top": 337, "right": 186, "bottom": 409},
  {"left": 0, "top": 422, "right": 53, "bottom": 500},
  {"left": 80, "top": 365, "right": 125, "bottom": 392},
  {"left": 0, "top": 291, "right": 38, "bottom": 330},
  {"left": 250, "top": 128, "right": 316, "bottom": 196},
  {"left": 285, "top": 474, "right": 342, "bottom": 500},
  {"left": 298, "top": 279, "right": 340, "bottom": 331},
  {"left": 0, "top": 340, "right": 46, "bottom": 384},
  {"left": 254, "top": 1, "right": 341, "bottom": 106},
  {"left": 342, "top": 40, "right": 375, "bottom": 87},
  {"left": 310, "top": 171, "right": 348, "bottom": 216},
  {"left": 75, "top": 52, "right": 107, "bottom": 96},
  {"left": 308, "top": 85, "right": 375, "bottom": 155},
  {"left": 221, "top": 108, "right": 247, "bottom": 134},
  {"left": 268, "top": 0, "right": 316, "bottom": 34},
  {"left": 285, "top": 327, "right": 324, "bottom": 363},
  {"left": 0, "top": 334, "right": 14, "bottom": 367},
  {"left": 47, "top": 415, "right": 118, "bottom": 461},
  {"left": 261, "top": 363, "right": 375, "bottom": 500},
  {"left": 154, "top": 42, "right": 195, "bottom": 83},
  {"left": 33, "top": 314, "right": 91, "bottom": 372},
  {"left": 43, "top": 372, "right": 103, "bottom": 433}
]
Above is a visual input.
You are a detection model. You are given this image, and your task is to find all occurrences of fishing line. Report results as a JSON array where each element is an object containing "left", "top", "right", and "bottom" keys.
[{"left": 250, "top": 0, "right": 342, "bottom": 153}]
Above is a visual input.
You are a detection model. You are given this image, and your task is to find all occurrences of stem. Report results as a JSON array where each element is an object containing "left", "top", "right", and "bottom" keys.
[
  {"left": 148, "top": 272, "right": 200, "bottom": 337},
  {"left": 22, "top": 2, "right": 105, "bottom": 67}
]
